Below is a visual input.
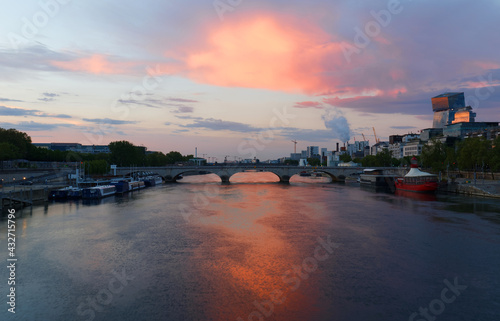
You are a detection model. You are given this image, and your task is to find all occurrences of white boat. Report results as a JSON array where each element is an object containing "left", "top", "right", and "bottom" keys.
[
  {"left": 142, "top": 175, "right": 163, "bottom": 187},
  {"left": 82, "top": 185, "right": 116, "bottom": 199}
]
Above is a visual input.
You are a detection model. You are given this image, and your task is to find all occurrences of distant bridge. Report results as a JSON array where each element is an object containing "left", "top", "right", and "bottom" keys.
[{"left": 114, "top": 165, "right": 407, "bottom": 184}]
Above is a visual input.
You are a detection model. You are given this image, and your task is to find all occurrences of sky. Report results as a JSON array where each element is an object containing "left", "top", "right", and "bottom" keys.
[{"left": 1, "top": 0, "right": 500, "bottom": 161}]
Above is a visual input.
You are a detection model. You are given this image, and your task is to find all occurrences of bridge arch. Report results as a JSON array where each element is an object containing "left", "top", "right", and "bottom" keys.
[
  {"left": 170, "top": 169, "right": 222, "bottom": 183},
  {"left": 229, "top": 170, "right": 284, "bottom": 183}
]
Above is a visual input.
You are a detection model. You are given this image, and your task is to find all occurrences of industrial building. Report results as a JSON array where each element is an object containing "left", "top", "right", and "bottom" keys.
[
  {"left": 33, "top": 143, "right": 111, "bottom": 154},
  {"left": 346, "top": 141, "right": 370, "bottom": 158}
]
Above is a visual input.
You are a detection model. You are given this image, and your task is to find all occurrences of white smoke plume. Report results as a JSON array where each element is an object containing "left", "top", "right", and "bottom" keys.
[{"left": 322, "top": 108, "right": 351, "bottom": 142}]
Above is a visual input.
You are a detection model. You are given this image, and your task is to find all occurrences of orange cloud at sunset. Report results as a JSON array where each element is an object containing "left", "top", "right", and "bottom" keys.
[
  {"left": 176, "top": 14, "right": 346, "bottom": 94},
  {"left": 51, "top": 54, "right": 135, "bottom": 74}
]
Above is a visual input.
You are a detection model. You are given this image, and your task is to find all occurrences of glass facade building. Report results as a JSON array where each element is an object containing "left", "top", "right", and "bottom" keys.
[
  {"left": 443, "top": 122, "right": 499, "bottom": 138},
  {"left": 431, "top": 92, "right": 476, "bottom": 128}
]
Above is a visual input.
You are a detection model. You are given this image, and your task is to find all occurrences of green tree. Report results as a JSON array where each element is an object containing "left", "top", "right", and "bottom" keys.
[
  {"left": 284, "top": 159, "right": 299, "bottom": 165},
  {"left": 391, "top": 157, "right": 401, "bottom": 167},
  {"left": 490, "top": 136, "right": 500, "bottom": 172},
  {"left": 361, "top": 155, "right": 377, "bottom": 167},
  {"left": 457, "top": 137, "right": 490, "bottom": 171},
  {"left": 444, "top": 145, "right": 458, "bottom": 170},
  {"left": 0, "top": 142, "right": 19, "bottom": 160},
  {"left": 83, "top": 160, "right": 109, "bottom": 175},
  {"left": 0, "top": 128, "right": 32, "bottom": 159},
  {"left": 146, "top": 152, "right": 167, "bottom": 166},
  {"left": 375, "top": 149, "right": 393, "bottom": 166},
  {"left": 307, "top": 157, "right": 321, "bottom": 166},
  {"left": 109, "top": 141, "right": 145, "bottom": 166},
  {"left": 421, "top": 139, "right": 446, "bottom": 171},
  {"left": 165, "top": 151, "right": 185, "bottom": 164},
  {"left": 339, "top": 153, "right": 352, "bottom": 163}
]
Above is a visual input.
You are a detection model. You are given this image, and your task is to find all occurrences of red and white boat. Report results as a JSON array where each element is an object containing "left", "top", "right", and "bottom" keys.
[{"left": 395, "top": 158, "right": 438, "bottom": 193}]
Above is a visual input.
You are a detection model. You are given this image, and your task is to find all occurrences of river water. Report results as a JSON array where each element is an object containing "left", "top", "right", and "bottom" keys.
[{"left": 1, "top": 173, "right": 499, "bottom": 321}]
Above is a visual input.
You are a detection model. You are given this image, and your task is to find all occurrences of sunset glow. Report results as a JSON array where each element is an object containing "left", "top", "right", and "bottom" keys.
[{"left": 0, "top": 1, "right": 498, "bottom": 159}]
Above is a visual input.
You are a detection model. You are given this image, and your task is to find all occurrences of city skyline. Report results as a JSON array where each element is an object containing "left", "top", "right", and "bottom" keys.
[{"left": 1, "top": 0, "right": 500, "bottom": 161}]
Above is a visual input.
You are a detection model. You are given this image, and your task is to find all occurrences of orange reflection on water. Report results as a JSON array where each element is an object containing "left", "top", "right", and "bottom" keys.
[{"left": 186, "top": 175, "right": 328, "bottom": 320}]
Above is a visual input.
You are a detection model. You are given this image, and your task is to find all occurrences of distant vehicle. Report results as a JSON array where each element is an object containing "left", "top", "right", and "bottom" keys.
[{"left": 20, "top": 180, "right": 33, "bottom": 185}]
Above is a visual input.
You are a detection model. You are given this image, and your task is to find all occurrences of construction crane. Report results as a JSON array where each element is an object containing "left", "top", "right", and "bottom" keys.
[
  {"left": 362, "top": 133, "right": 367, "bottom": 142},
  {"left": 291, "top": 140, "right": 298, "bottom": 153},
  {"left": 372, "top": 127, "right": 380, "bottom": 144}
]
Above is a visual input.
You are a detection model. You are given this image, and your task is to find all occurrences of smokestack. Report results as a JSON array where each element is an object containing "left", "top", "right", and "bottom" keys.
[
  {"left": 336, "top": 142, "right": 339, "bottom": 152},
  {"left": 195, "top": 147, "right": 197, "bottom": 158}
]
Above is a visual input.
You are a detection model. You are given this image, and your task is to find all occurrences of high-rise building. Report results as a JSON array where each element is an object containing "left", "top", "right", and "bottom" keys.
[
  {"left": 346, "top": 141, "right": 369, "bottom": 158},
  {"left": 306, "top": 146, "right": 320, "bottom": 158},
  {"left": 432, "top": 92, "right": 476, "bottom": 128}
]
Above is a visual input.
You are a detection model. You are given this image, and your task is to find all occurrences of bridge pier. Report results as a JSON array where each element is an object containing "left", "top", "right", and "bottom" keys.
[
  {"left": 279, "top": 175, "right": 290, "bottom": 184},
  {"left": 220, "top": 175, "right": 230, "bottom": 184},
  {"left": 333, "top": 175, "right": 345, "bottom": 183}
]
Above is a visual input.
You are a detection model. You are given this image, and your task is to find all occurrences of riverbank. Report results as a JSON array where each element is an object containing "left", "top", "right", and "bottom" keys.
[{"left": 441, "top": 179, "right": 500, "bottom": 198}]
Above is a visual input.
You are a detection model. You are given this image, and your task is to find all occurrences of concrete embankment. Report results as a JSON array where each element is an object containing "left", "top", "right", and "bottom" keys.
[
  {"left": 0, "top": 185, "right": 65, "bottom": 211},
  {"left": 441, "top": 180, "right": 500, "bottom": 198}
]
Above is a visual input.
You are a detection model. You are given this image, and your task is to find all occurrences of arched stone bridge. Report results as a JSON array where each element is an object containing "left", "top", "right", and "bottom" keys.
[{"left": 115, "top": 165, "right": 407, "bottom": 184}]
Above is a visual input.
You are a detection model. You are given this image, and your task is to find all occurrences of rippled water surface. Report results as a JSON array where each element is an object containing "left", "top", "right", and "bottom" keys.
[{"left": 1, "top": 173, "right": 499, "bottom": 320}]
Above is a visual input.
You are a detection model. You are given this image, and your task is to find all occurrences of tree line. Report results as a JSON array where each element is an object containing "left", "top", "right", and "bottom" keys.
[
  {"left": 286, "top": 136, "right": 500, "bottom": 173},
  {"left": 420, "top": 136, "right": 500, "bottom": 172},
  {"left": 0, "top": 128, "right": 193, "bottom": 174}
]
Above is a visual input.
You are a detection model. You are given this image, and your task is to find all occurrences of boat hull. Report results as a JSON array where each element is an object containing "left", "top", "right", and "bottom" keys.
[
  {"left": 395, "top": 179, "right": 438, "bottom": 193},
  {"left": 48, "top": 190, "right": 69, "bottom": 200}
]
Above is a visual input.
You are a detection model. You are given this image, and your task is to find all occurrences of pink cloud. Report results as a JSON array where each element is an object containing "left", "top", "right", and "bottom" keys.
[
  {"left": 165, "top": 13, "right": 352, "bottom": 94},
  {"left": 51, "top": 54, "right": 136, "bottom": 74},
  {"left": 293, "top": 101, "right": 324, "bottom": 109},
  {"left": 466, "top": 60, "right": 500, "bottom": 71}
]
